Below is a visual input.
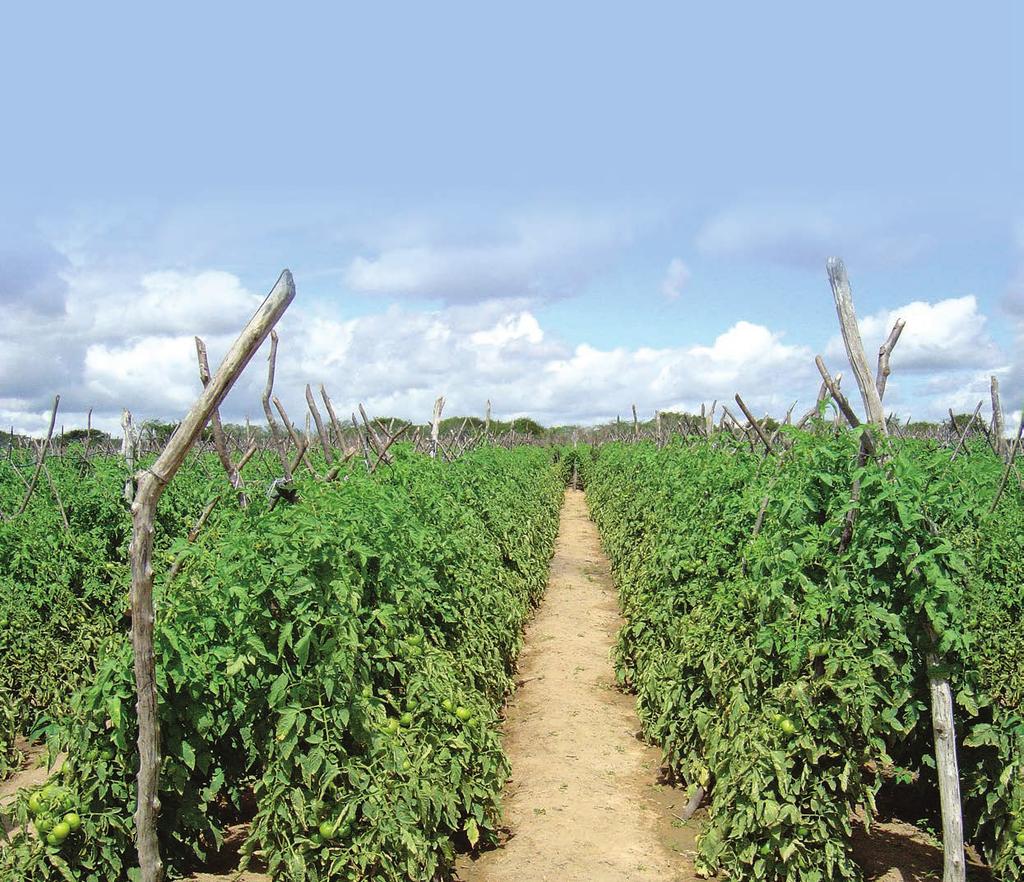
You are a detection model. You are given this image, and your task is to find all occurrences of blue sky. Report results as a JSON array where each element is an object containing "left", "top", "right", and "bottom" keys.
[{"left": 1, "top": 2, "right": 1021, "bottom": 432}]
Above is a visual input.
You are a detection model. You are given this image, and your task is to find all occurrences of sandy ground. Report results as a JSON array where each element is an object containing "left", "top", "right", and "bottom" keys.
[{"left": 456, "top": 489, "right": 696, "bottom": 882}]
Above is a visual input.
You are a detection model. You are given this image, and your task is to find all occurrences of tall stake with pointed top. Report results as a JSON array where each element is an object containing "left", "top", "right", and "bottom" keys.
[
  {"left": 991, "top": 375, "right": 1006, "bottom": 459},
  {"left": 129, "top": 270, "right": 294, "bottom": 882},
  {"left": 430, "top": 396, "right": 445, "bottom": 459},
  {"left": 121, "top": 409, "right": 136, "bottom": 502}
]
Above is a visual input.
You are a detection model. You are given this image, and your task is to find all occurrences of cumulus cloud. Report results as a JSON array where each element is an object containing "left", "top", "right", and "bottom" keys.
[
  {"left": 660, "top": 258, "right": 690, "bottom": 301},
  {"left": 0, "top": 254, "right": 819, "bottom": 433},
  {"left": 825, "top": 296, "right": 1000, "bottom": 372},
  {"left": 819, "top": 295, "right": 1009, "bottom": 423},
  {"left": 0, "top": 234, "right": 1013, "bottom": 436}
]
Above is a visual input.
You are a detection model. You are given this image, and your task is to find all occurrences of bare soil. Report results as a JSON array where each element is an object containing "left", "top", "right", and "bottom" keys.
[{"left": 456, "top": 489, "right": 697, "bottom": 882}]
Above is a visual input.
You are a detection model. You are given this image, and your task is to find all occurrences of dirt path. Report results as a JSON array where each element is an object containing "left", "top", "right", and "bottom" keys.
[{"left": 456, "top": 489, "right": 696, "bottom": 882}]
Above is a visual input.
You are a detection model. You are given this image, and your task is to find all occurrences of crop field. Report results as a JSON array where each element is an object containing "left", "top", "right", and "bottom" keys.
[
  {"left": 583, "top": 432, "right": 1024, "bottom": 882},
  {"left": 0, "top": 270, "right": 1022, "bottom": 882},
  {"left": 1, "top": 443, "right": 563, "bottom": 880}
]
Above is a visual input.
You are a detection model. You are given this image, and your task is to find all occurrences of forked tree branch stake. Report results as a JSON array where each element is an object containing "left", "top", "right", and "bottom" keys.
[
  {"left": 261, "top": 332, "right": 292, "bottom": 481},
  {"left": 827, "top": 258, "right": 886, "bottom": 428},
  {"left": 195, "top": 337, "right": 247, "bottom": 507},
  {"left": 825, "top": 257, "right": 963, "bottom": 882},
  {"left": 16, "top": 395, "right": 60, "bottom": 515},
  {"left": 875, "top": 318, "right": 906, "bottom": 400},
  {"left": 129, "top": 270, "right": 294, "bottom": 882},
  {"left": 950, "top": 401, "right": 983, "bottom": 463},
  {"left": 319, "top": 385, "right": 346, "bottom": 449},
  {"left": 306, "top": 384, "right": 335, "bottom": 463},
  {"left": 734, "top": 394, "right": 773, "bottom": 454}
]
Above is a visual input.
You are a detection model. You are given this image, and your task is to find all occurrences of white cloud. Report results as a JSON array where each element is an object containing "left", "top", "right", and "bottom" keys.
[
  {"left": 0, "top": 229, "right": 1014, "bottom": 436},
  {"left": 825, "top": 295, "right": 1000, "bottom": 372},
  {"left": 0, "top": 257, "right": 817, "bottom": 432},
  {"left": 660, "top": 258, "right": 690, "bottom": 300}
]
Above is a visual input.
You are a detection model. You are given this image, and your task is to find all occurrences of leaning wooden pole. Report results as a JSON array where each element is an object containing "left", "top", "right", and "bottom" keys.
[{"left": 129, "top": 270, "right": 294, "bottom": 882}]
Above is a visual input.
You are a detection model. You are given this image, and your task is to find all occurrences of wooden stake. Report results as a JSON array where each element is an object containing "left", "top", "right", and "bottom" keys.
[
  {"left": 121, "top": 408, "right": 136, "bottom": 503},
  {"left": 430, "top": 396, "right": 445, "bottom": 459},
  {"left": 129, "top": 269, "right": 293, "bottom": 882},
  {"left": 825, "top": 257, "right": 962, "bottom": 882},
  {"left": 319, "top": 385, "right": 345, "bottom": 448},
  {"left": 261, "top": 332, "right": 292, "bottom": 481},
  {"left": 875, "top": 318, "right": 906, "bottom": 400},
  {"left": 195, "top": 337, "right": 247, "bottom": 507},
  {"left": 734, "top": 394, "right": 772, "bottom": 454},
  {"left": 991, "top": 376, "right": 1006, "bottom": 459},
  {"left": 827, "top": 258, "right": 886, "bottom": 428},
  {"left": 306, "top": 384, "right": 335, "bottom": 463},
  {"left": 949, "top": 401, "right": 983, "bottom": 462},
  {"left": 17, "top": 396, "right": 60, "bottom": 515}
]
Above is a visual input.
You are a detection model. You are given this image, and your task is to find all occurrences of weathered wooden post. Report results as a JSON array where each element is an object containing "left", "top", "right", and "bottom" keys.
[
  {"left": 825, "top": 257, "right": 964, "bottom": 882},
  {"left": 991, "top": 376, "right": 1007, "bottom": 459},
  {"left": 121, "top": 409, "right": 136, "bottom": 502},
  {"left": 129, "top": 270, "right": 294, "bottom": 882},
  {"left": 430, "top": 396, "right": 445, "bottom": 459},
  {"left": 195, "top": 337, "right": 248, "bottom": 507}
]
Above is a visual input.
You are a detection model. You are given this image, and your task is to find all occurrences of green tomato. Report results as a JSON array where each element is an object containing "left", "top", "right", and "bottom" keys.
[
  {"left": 51, "top": 821, "right": 70, "bottom": 842},
  {"left": 63, "top": 812, "right": 82, "bottom": 833},
  {"left": 1016, "top": 831, "right": 1024, "bottom": 847},
  {"left": 780, "top": 719, "right": 797, "bottom": 736},
  {"left": 399, "top": 712, "right": 414, "bottom": 727},
  {"left": 466, "top": 716, "right": 477, "bottom": 727},
  {"left": 455, "top": 706, "right": 471, "bottom": 722},
  {"left": 384, "top": 718, "right": 400, "bottom": 735},
  {"left": 319, "top": 820, "right": 336, "bottom": 840},
  {"left": 46, "top": 831, "right": 60, "bottom": 848},
  {"left": 28, "top": 792, "right": 43, "bottom": 815},
  {"left": 442, "top": 698, "right": 454, "bottom": 713},
  {"left": 36, "top": 815, "right": 55, "bottom": 835}
]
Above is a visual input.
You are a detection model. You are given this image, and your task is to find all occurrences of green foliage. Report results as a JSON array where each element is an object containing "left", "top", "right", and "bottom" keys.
[
  {"left": 583, "top": 433, "right": 1024, "bottom": 882},
  {"left": 0, "top": 446, "right": 561, "bottom": 881}
]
